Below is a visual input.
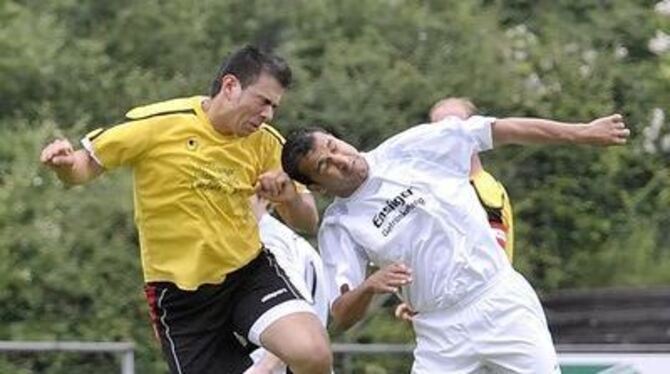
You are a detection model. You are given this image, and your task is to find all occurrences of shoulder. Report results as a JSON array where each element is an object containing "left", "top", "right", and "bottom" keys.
[
  {"left": 259, "top": 124, "right": 285, "bottom": 143},
  {"left": 242, "top": 124, "right": 285, "bottom": 151},
  {"left": 378, "top": 123, "right": 434, "bottom": 147},
  {"left": 125, "top": 96, "right": 200, "bottom": 121},
  {"left": 321, "top": 201, "right": 350, "bottom": 224},
  {"left": 471, "top": 170, "right": 498, "bottom": 185}
]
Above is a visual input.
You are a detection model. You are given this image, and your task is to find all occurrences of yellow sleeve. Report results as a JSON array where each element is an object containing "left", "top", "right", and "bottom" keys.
[
  {"left": 471, "top": 171, "right": 514, "bottom": 263},
  {"left": 81, "top": 118, "right": 157, "bottom": 169},
  {"left": 501, "top": 185, "right": 514, "bottom": 263}
]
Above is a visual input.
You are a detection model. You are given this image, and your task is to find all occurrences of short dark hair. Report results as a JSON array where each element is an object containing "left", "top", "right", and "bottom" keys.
[
  {"left": 209, "top": 45, "right": 292, "bottom": 97},
  {"left": 282, "top": 127, "right": 328, "bottom": 186}
]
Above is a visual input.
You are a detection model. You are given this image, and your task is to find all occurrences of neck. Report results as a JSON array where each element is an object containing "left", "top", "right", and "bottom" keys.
[
  {"left": 202, "top": 97, "right": 234, "bottom": 135},
  {"left": 337, "top": 157, "right": 370, "bottom": 198}
]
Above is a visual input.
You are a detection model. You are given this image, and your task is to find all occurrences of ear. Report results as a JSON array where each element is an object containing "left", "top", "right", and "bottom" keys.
[{"left": 220, "top": 74, "right": 242, "bottom": 100}]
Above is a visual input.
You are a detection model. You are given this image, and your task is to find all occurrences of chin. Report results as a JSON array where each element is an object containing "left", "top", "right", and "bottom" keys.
[{"left": 241, "top": 127, "right": 258, "bottom": 136}]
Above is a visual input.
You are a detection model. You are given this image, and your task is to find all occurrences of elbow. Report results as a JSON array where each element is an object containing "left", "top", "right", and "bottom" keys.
[
  {"left": 330, "top": 311, "right": 355, "bottom": 332},
  {"left": 330, "top": 300, "right": 356, "bottom": 332}
]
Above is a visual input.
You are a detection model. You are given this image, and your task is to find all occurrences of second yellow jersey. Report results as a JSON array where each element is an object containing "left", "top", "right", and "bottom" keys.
[
  {"left": 470, "top": 169, "right": 514, "bottom": 263},
  {"left": 82, "top": 96, "right": 289, "bottom": 290}
]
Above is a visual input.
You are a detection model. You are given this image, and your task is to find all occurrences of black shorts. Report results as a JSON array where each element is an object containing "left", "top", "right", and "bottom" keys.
[{"left": 144, "top": 248, "right": 308, "bottom": 374}]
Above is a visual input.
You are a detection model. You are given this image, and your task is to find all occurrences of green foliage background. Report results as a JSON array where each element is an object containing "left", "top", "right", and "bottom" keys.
[{"left": 1, "top": 0, "right": 669, "bottom": 372}]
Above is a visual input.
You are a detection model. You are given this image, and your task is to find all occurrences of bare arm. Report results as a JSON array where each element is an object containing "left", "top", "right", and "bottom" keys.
[
  {"left": 273, "top": 193, "right": 318, "bottom": 235},
  {"left": 492, "top": 114, "right": 630, "bottom": 147},
  {"left": 331, "top": 263, "right": 412, "bottom": 331},
  {"left": 40, "top": 139, "right": 103, "bottom": 185},
  {"left": 256, "top": 170, "right": 319, "bottom": 235}
]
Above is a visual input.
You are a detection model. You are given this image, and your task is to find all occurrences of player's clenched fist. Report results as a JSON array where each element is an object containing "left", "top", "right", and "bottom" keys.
[
  {"left": 40, "top": 138, "right": 76, "bottom": 169},
  {"left": 255, "top": 169, "right": 298, "bottom": 203},
  {"left": 586, "top": 113, "right": 630, "bottom": 146}
]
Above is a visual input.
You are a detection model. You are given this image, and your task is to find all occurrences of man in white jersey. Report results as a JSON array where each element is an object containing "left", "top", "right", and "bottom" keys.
[
  {"left": 396, "top": 96, "right": 515, "bottom": 322},
  {"left": 245, "top": 195, "right": 329, "bottom": 374},
  {"left": 280, "top": 114, "right": 629, "bottom": 373}
]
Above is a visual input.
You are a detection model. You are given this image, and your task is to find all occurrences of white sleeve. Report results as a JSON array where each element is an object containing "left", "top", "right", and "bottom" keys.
[
  {"left": 302, "top": 249, "right": 330, "bottom": 326},
  {"left": 372, "top": 116, "right": 495, "bottom": 176},
  {"left": 318, "top": 223, "right": 368, "bottom": 307},
  {"left": 461, "top": 115, "right": 495, "bottom": 152},
  {"left": 427, "top": 115, "right": 495, "bottom": 153},
  {"left": 259, "top": 215, "right": 313, "bottom": 300}
]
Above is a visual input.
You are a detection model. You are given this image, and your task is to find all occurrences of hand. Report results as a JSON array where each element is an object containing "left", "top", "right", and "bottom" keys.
[
  {"left": 394, "top": 302, "right": 417, "bottom": 322},
  {"left": 364, "top": 263, "right": 413, "bottom": 294},
  {"left": 40, "top": 138, "right": 76, "bottom": 170},
  {"left": 585, "top": 114, "right": 630, "bottom": 145},
  {"left": 255, "top": 170, "right": 298, "bottom": 203}
]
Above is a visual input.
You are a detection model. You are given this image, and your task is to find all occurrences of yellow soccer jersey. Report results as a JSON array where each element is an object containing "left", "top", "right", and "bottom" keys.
[
  {"left": 81, "top": 96, "right": 292, "bottom": 290},
  {"left": 470, "top": 170, "right": 515, "bottom": 263}
]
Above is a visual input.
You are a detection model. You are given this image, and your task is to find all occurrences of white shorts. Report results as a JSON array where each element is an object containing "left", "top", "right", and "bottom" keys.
[{"left": 411, "top": 270, "right": 561, "bottom": 374}]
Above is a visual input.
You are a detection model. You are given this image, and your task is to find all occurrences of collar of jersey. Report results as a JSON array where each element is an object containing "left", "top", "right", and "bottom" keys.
[{"left": 192, "top": 96, "right": 239, "bottom": 142}]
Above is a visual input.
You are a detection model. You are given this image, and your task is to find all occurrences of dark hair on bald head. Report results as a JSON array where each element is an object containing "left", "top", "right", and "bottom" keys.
[
  {"left": 282, "top": 127, "right": 329, "bottom": 186},
  {"left": 209, "top": 45, "right": 292, "bottom": 97}
]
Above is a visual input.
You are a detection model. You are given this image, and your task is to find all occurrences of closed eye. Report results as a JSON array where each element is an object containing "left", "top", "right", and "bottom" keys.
[
  {"left": 256, "top": 94, "right": 278, "bottom": 109},
  {"left": 327, "top": 139, "right": 336, "bottom": 151}
]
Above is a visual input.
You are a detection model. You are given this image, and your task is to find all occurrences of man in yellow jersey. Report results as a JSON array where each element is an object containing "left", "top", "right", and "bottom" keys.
[{"left": 40, "top": 45, "right": 331, "bottom": 374}]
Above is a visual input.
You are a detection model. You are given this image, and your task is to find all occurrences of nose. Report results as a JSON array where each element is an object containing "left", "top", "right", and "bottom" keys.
[
  {"left": 330, "top": 153, "right": 350, "bottom": 171},
  {"left": 260, "top": 105, "right": 274, "bottom": 121}
]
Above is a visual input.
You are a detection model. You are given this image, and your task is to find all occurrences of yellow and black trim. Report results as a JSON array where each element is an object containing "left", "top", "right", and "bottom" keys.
[
  {"left": 261, "top": 125, "right": 285, "bottom": 146},
  {"left": 470, "top": 180, "right": 505, "bottom": 224},
  {"left": 125, "top": 108, "right": 197, "bottom": 121}
]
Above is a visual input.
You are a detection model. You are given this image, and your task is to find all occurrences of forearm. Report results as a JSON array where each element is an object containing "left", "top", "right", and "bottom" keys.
[
  {"left": 330, "top": 286, "right": 375, "bottom": 332},
  {"left": 493, "top": 118, "right": 590, "bottom": 146},
  {"left": 275, "top": 193, "right": 319, "bottom": 235}
]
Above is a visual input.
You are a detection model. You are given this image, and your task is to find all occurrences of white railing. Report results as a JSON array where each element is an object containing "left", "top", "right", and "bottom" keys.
[
  {"left": 3, "top": 341, "right": 670, "bottom": 373},
  {"left": 0, "top": 341, "right": 135, "bottom": 374},
  {"left": 332, "top": 344, "right": 670, "bottom": 374}
]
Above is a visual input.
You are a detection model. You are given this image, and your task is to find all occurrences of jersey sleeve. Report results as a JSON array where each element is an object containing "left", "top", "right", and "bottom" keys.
[
  {"left": 259, "top": 215, "right": 312, "bottom": 297},
  {"left": 501, "top": 186, "right": 514, "bottom": 262},
  {"left": 431, "top": 115, "right": 495, "bottom": 153},
  {"left": 372, "top": 116, "right": 495, "bottom": 176},
  {"left": 80, "top": 118, "right": 157, "bottom": 169},
  {"left": 318, "top": 221, "right": 368, "bottom": 306}
]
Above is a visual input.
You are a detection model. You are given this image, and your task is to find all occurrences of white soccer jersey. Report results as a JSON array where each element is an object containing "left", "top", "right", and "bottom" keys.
[{"left": 319, "top": 116, "right": 513, "bottom": 313}]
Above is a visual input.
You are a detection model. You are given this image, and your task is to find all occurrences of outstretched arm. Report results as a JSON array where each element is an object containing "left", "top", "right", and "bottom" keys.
[
  {"left": 330, "top": 263, "right": 412, "bottom": 332},
  {"left": 492, "top": 114, "right": 629, "bottom": 147},
  {"left": 40, "top": 138, "right": 103, "bottom": 185}
]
